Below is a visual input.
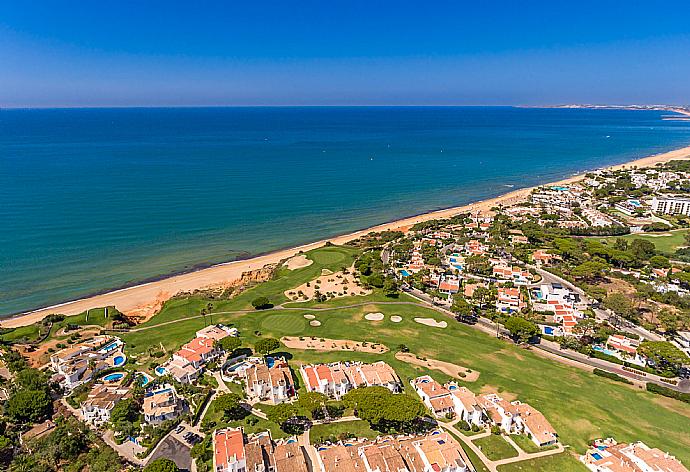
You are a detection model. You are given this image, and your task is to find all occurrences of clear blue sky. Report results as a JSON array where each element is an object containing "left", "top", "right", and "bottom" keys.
[{"left": 1, "top": 1, "right": 689, "bottom": 107}]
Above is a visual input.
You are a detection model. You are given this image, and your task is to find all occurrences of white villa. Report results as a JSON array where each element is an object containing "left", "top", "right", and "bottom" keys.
[{"left": 300, "top": 361, "right": 401, "bottom": 400}]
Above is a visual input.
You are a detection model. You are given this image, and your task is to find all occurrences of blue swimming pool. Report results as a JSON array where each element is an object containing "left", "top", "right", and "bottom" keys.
[
  {"left": 155, "top": 366, "right": 167, "bottom": 376},
  {"left": 113, "top": 355, "right": 125, "bottom": 366},
  {"left": 266, "top": 357, "right": 275, "bottom": 368},
  {"left": 138, "top": 374, "right": 151, "bottom": 386},
  {"left": 400, "top": 270, "right": 411, "bottom": 277},
  {"left": 593, "top": 346, "right": 617, "bottom": 357},
  {"left": 103, "top": 373, "right": 124, "bottom": 382},
  {"left": 449, "top": 258, "right": 457, "bottom": 263},
  {"left": 591, "top": 452, "right": 603, "bottom": 461}
]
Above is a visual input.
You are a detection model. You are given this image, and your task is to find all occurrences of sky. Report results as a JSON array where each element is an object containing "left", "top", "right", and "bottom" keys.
[{"left": 1, "top": 1, "right": 689, "bottom": 107}]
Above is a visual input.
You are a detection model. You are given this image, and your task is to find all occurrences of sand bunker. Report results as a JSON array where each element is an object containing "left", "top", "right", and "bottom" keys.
[
  {"left": 365, "top": 312, "right": 384, "bottom": 321},
  {"left": 309, "top": 320, "right": 322, "bottom": 327},
  {"left": 281, "top": 336, "right": 388, "bottom": 353},
  {"left": 396, "top": 352, "right": 479, "bottom": 381},
  {"left": 414, "top": 317, "right": 447, "bottom": 328},
  {"left": 390, "top": 316, "right": 402, "bottom": 323},
  {"left": 285, "top": 265, "right": 371, "bottom": 302},
  {"left": 304, "top": 314, "right": 316, "bottom": 320},
  {"left": 321, "top": 268, "right": 333, "bottom": 275},
  {"left": 284, "top": 254, "right": 313, "bottom": 270}
]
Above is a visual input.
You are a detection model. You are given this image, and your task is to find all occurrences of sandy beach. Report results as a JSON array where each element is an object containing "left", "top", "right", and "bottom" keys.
[{"left": 3, "top": 143, "right": 690, "bottom": 329}]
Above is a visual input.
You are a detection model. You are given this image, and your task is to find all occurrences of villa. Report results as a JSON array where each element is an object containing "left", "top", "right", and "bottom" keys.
[
  {"left": 158, "top": 324, "right": 234, "bottom": 383},
  {"left": 243, "top": 356, "right": 296, "bottom": 404},
  {"left": 80, "top": 382, "right": 131, "bottom": 427},
  {"left": 412, "top": 375, "right": 455, "bottom": 418},
  {"left": 214, "top": 428, "right": 308, "bottom": 472},
  {"left": 496, "top": 287, "right": 523, "bottom": 313},
  {"left": 532, "top": 250, "right": 560, "bottom": 266},
  {"left": 438, "top": 275, "right": 461, "bottom": 294},
  {"left": 479, "top": 393, "right": 557, "bottom": 446},
  {"left": 316, "top": 431, "right": 470, "bottom": 472},
  {"left": 492, "top": 265, "right": 533, "bottom": 285},
  {"left": 600, "top": 335, "right": 647, "bottom": 367},
  {"left": 581, "top": 438, "right": 688, "bottom": 472},
  {"left": 300, "top": 361, "right": 401, "bottom": 400},
  {"left": 49, "top": 336, "right": 126, "bottom": 390},
  {"left": 143, "top": 384, "right": 185, "bottom": 424}
]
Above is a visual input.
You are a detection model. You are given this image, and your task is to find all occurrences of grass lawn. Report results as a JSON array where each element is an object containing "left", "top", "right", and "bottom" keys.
[
  {"left": 496, "top": 452, "right": 588, "bottom": 471},
  {"left": 202, "top": 397, "right": 287, "bottom": 439},
  {"left": 309, "top": 420, "right": 378, "bottom": 445},
  {"left": 116, "top": 245, "right": 690, "bottom": 463},
  {"left": 473, "top": 434, "right": 519, "bottom": 461},
  {"left": 591, "top": 228, "right": 689, "bottom": 255},
  {"left": 509, "top": 434, "right": 557, "bottom": 453}
]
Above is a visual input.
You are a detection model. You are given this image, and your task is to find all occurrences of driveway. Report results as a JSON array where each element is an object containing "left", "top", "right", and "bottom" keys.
[{"left": 147, "top": 434, "right": 192, "bottom": 472}]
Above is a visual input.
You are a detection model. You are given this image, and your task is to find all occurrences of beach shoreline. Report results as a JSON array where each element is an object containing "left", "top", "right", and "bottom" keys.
[{"left": 3, "top": 143, "right": 690, "bottom": 329}]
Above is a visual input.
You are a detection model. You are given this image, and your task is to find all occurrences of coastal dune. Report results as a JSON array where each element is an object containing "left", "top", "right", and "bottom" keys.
[{"left": 3, "top": 144, "right": 690, "bottom": 329}]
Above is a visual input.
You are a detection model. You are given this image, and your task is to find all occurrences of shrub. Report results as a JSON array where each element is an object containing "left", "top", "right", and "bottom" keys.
[
  {"left": 593, "top": 368, "right": 633, "bottom": 384},
  {"left": 251, "top": 297, "right": 273, "bottom": 309}
]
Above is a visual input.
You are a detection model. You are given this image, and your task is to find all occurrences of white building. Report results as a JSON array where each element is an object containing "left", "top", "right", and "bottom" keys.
[
  {"left": 80, "top": 383, "right": 130, "bottom": 426},
  {"left": 651, "top": 195, "right": 690, "bottom": 216},
  {"left": 300, "top": 361, "right": 400, "bottom": 400},
  {"left": 143, "top": 384, "right": 185, "bottom": 424}
]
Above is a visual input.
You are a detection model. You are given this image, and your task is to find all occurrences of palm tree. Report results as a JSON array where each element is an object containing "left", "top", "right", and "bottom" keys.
[{"left": 207, "top": 303, "right": 214, "bottom": 325}]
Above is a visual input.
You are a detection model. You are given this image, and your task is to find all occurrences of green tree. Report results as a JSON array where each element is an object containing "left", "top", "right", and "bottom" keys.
[
  {"left": 297, "top": 391, "right": 329, "bottom": 418},
  {"left": 629, "top": 239, "right": 656, "bottom": 260},
  {"left": 649, "top": 255, "right": 671, "bottom": 269},
  {"left": 144, "top": 458, "right": 180, "bottom": 472},
  {"left": 603, "top": 293, "right": 636, "bottom": 321},
  {"left": 255, "top": 337, "right": 280, "bottom": 355},
  {"left": 451, "top": 298, "right": 474, "bottom": 318},
  {"left": 218, "top": 336, "right": 242, "bottom": 354},
  {"left": 251, "top": 297, "right": 273, "bottom": 309},
  {"left": 342, "top": 387, "right": 425, "bottom": 433},
  {"left": 214, "top": 393, "right": 248, "bottom": 421},
  {"left": 383, "top": 277, "right": 399, "bottom": 297},
  {"left": 266, "top": 403, "right": 298, "bottom": 426},
  {"left": 639, "top": 341, "right": 688, "bottom": 374},
  {"left": 504, "top": 317, "right": 539, "bottom": 344},
  {"left": 571, "top": 261, "right": 608, "bottom": 281},
  {"left": 7, "top": 389, "right": 52, "bottom": 423}
]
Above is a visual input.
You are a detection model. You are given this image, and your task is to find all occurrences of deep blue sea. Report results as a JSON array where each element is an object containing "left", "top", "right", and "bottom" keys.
[{"left": 2, "top": 107, "right": 690, "bottom": 316}]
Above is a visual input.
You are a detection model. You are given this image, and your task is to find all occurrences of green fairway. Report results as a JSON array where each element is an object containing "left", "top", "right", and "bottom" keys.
[
  {"left": 496, "top": 452, "right": 588, "bottom": 471},
  {"left": 118, "top": 245, "right": 690, "bottom": 463},
  {"left": 590, "top": 228, "right": 689, "bottom": 255},
  {"left": 309, "top": 420, "right": 378, "bottom": 445},
  {"left": 473, "top": 434, "right": 519, "bottom": 461}
]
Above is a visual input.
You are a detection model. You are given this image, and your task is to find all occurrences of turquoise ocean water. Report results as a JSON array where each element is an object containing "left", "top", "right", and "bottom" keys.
[{"left": 2, "top": 107, "right": 690, "bottom": 316}]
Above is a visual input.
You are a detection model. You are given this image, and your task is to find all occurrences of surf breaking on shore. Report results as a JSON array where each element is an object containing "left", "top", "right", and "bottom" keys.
[{"left": 3, "top": 143, "right": 690, "bottom": 329}]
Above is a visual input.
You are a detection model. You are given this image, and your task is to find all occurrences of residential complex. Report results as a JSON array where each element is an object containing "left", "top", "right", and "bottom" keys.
[
  {"left": 213, "top": 428, "right": 309, "bottom": 472},
  {"left": 581, "top": 438, "right": 688, "bottom": 472},
  {"left": 300, "top": 361, "right": 401, "bottom": 399}
]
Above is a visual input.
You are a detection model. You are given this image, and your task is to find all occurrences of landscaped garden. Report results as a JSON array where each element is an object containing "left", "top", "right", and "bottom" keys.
[{"left": 473, "top": 434, "right": 519, "bottom": 461}]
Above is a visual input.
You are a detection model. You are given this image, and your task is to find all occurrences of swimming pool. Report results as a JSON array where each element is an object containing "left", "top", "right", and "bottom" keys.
[
  {"left": 400, "top": 270, "right": 411, "bottom": 277},
  {"left": 138, "top": 373, "right": 151, "bottom": 386},
  {"left": 266, "top": 357, "right": 275, "bottom": 368},
  {"left": 155, "top": 366, "right": 167, "bottom": 376},
  {"left": 591, "top": 452, "right": 603, "bottom": 461},
  {"left": 113, "top": 355, "right": 126, "bottom": 366},
  {"left": 103, "top": 373, "right": 124, "bottom": 382},
  {"left": 593, "top": 346, "right": 617, "bottom": 357}
]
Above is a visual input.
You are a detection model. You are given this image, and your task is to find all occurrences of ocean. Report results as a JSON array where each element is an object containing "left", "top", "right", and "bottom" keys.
[{"left": 2, "top": 106, "right": 690, "bottom": 316}]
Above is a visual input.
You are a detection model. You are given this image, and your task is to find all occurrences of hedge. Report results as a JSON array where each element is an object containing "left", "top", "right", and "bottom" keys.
[
  {"left": 646, "top": 383, "right": 690, "bottom": 404},
  {"left": 593, "top": 368, "right": 632, "bottom": 384}
]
